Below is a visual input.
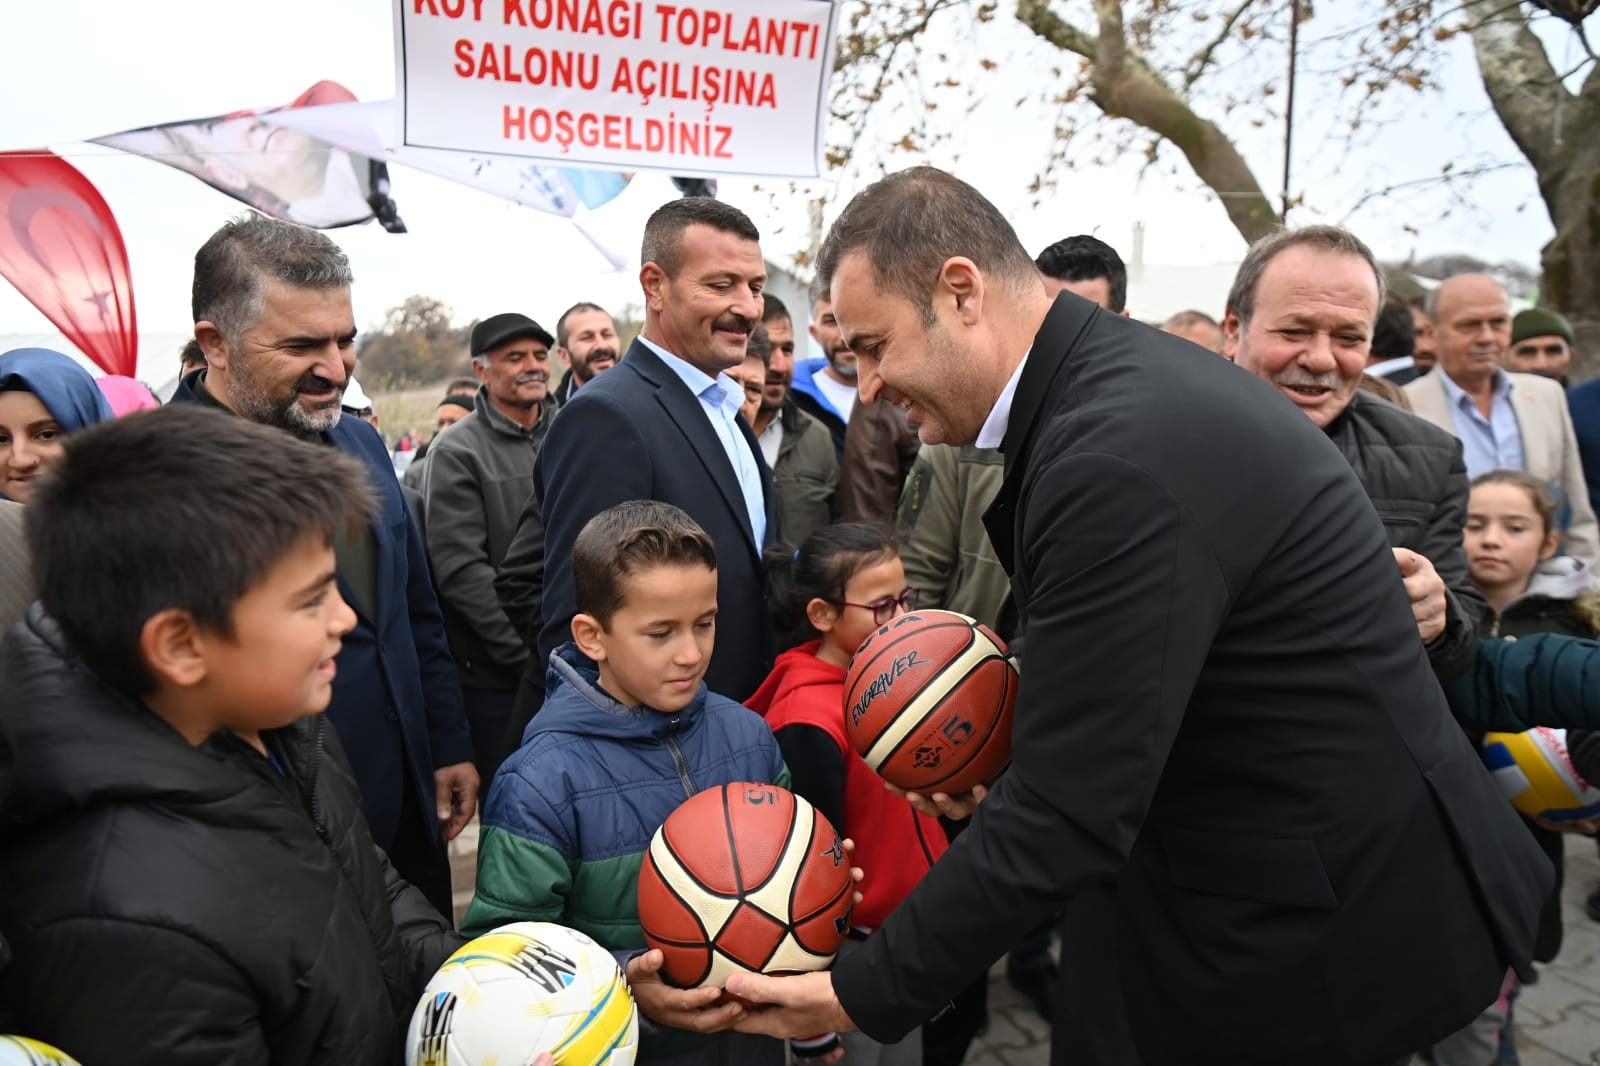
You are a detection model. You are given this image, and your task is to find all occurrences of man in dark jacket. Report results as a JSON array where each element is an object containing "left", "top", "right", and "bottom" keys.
[
  {"left": 425, "top": 313, "right": 556, "bottom": 786},
  {"left": 750, "top": 294, "right": 838, "bottom": 547},
  {"left": 724, "top": 166, "right": 1549, "bottom": 1066},
  {"left": 172, "top": 213, "right": 476, "bottom": 916},
  {"left": 516, "top": 197, "right": 778, "bottom": 711},
  {"left": 0, "top": 407, "right": 460, "bottom": 1064},
  {"left": 1223, "top": 225, "right": 1487, "bottom": 681}
]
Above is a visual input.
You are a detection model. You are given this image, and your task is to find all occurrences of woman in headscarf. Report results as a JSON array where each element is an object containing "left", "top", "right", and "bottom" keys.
[{"left": 0, "top": 348, "right": 114, "bottom": 503}]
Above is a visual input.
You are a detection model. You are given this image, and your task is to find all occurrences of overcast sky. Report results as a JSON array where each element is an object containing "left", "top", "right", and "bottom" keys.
[{"left": 0, "top": 0, "right": 1564, "bottom": 382}]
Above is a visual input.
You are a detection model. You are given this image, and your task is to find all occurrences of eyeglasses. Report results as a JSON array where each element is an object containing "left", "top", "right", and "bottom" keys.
[{"left": 838, "top": 587, "right": 921, "bottom": 625}]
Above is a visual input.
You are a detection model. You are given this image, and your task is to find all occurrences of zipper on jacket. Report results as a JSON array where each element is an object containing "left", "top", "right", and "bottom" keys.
[
  {"left": 303, "top": 716, "right": 332, "bottom": 846},
  {"left": 663, "top": 721, "right": 697, "bottom": 799}
]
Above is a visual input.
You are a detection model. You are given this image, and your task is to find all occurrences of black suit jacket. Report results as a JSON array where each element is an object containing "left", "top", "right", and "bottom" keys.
[
  {"left": 830, "top": 294, "right": 1550, "bottom": 1065},
  {"left": 525, "top": 340, "right": 778, "bottom": 704}
]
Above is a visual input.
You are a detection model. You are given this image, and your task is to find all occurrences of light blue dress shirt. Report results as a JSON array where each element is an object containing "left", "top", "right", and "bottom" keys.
[
  {"left": 637, "top": 336, "right": 766, "bottom": 548},
  {"left": 1440, "top": 369, "right": 1525, "bottom": 479}
]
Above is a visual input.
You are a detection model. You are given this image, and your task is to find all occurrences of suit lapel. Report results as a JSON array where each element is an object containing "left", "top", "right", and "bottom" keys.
[
  {"left": 625, "top": 342, "right": 763, "bottom": 556},
  {"left": 1413, "top": 373, "right": 1451, "bottom": 427},
  {"left": 1507, "top": 374, "right": 1551, "bottom": 471},
  {"left": 329, "top": 417, "right": 386, "bottom": 627}
]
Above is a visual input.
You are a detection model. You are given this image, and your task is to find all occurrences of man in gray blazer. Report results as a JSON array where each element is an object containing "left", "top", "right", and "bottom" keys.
[{"left": 1404, "top": 274, "right": 1599, "bottom": 566}]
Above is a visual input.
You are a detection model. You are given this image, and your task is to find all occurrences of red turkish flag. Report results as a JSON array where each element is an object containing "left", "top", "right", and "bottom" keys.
[{"left": 0, "top": 151, "right": 138, "bottom": 377}]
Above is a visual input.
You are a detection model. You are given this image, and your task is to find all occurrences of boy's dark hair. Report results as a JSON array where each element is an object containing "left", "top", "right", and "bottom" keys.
[
  {"left": 573, "top": 500, "right": 718, "bottom": 630},
  {"left": 26, "top": 406, "right": 375, "bottom": 695},
  {"left": 747, "top": 325, "right": 773, "bottom": 369},
  {"left": 1371, "top": 294, "right": 1417, "bottom": 360},
  {"left": 1035, "top": 234, "right": 1128, "bottom": 313},
  {"left": 640, "top": 198, "right": 760, "bottom": 278},
  {"left": 765, "top": 523, "right": 897, "bottom": 649},
  {"left": 761, "top": 292, "right": 790, "bottom": 325}
]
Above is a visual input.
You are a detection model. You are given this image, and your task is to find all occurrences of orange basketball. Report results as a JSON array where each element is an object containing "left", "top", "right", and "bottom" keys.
[
  {"left": 636, "top": 783, "right": 853, "bottom": 989},
  {"left": 844, "top": 609, "right": 1019, "bottom": 795}
]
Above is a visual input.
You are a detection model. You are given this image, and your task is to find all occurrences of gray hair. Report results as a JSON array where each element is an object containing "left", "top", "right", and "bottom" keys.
[
  {"left": 192, "top": 213, "right": 353, "bottom": 345},
  {"left": 1225, "top": 225, "right": 1385, "bottom": 328},
  {"left": 816, "top": 167, "right": 1040, "bottom": 326}
]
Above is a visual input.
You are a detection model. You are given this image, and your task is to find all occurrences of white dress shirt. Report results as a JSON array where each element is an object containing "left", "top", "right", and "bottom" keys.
[{"left": 975, "top": 352, "right": 1030, "bottom": 450}]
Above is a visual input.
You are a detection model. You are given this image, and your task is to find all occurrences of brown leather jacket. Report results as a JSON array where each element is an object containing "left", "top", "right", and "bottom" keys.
[{"left": 838, "top": 397, "right": 919, "bottom": 528}]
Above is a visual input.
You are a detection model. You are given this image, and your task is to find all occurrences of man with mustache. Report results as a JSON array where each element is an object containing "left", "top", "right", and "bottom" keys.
[
  {"left": 1223, "top": 226, "right": 1487, "bottom": 682},
  {"left": 552, "top": 302, "right": 621, "bottom": 405},
  {"left": 518, "top": 197, "right": 777, "bottom": 709},
  {"left": 425, "top": 313, "right": 558, "bottom": 785},
  {"left": 1405, "top": 275, "right": 1599, "bottom": 567},
  {"left": 173, "top": 213, "right": 476, "bottom": 919},
  {"left": 751, "top": 294, "right": 838, "bottom": 547}
]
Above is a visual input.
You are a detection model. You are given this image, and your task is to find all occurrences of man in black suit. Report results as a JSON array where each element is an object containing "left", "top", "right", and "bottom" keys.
[
  {"left": 723, "top": 167, "right": 1550, "bottom": 1064},
  {"left": 520, "top": 198, "right": 777, "bottom": 705}
]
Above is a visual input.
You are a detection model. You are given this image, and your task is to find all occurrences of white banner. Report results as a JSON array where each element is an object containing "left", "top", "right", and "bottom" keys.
[{"left": 394, "top": 0, "right": 839, "bottom": 179}]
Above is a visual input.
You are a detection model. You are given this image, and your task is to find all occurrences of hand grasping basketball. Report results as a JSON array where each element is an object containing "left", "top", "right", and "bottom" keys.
[
  {"left": 844, "top": 610, "right": 1019, "bottom": 812},
  {"left": 887, "top": 780, "right": 990, "bottom": 821},
  {"left": 625, "top": 949, "right": 748, "bottom": 1032}
]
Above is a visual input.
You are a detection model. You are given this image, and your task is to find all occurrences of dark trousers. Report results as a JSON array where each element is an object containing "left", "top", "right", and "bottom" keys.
[
  {"left": 463, "top": 683, "right": 522, "bottom": 789},
  {"left": 387, "top": 779, "right": 454, "bottom": 923}
]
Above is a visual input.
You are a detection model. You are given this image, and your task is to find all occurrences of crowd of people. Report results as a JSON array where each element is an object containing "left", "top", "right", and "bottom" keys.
[{"left": 0, "top": 166, "right": 1598, "bottom": 1066}]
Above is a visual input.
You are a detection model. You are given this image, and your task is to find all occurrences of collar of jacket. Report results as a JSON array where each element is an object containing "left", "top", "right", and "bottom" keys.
[
  {"left": 998, "top": 293, "right": 1097, "bottom": 460},
  {"left": 475, "top": 386, "right": 557, "bottom": 440},
  {"left": 780, "top": 397, "right": 807, "bottom": 434},
  {"left": 537, "top": 640, "right": 708, "bottom": 742}
]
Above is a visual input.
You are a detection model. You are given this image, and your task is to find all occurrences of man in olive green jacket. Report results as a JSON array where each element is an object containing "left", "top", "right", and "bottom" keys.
[
  {"left": 749, "top": 303, "right": 839, "bottom": 548},
  {"left": 897, "top": 443, "right": 1015, "bottom": 639}
]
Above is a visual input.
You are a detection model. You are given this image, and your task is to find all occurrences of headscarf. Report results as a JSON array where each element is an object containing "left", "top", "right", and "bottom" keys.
[
  {"left": 0, "top": 348, "right": 115, "bottom": 430},
  {"left": 96, "top": 375, "right": 161, "bottom": 417}
]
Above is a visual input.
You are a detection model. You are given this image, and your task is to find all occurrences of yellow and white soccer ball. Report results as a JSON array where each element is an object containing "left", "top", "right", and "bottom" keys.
[
  {"left": 406, "top": 922, "right": 638, "bottom": 1066},
  {"left": 1482, "top": 728, "right": 1600, "bottom": 822},
  {"left": 0, "top": 1037, "right": 81, "bottom": 1066}
]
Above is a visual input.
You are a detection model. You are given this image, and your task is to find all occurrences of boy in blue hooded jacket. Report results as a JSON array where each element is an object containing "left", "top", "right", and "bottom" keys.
[{"left": 466, "top": 500, "right": 801, "bottom": 1063}]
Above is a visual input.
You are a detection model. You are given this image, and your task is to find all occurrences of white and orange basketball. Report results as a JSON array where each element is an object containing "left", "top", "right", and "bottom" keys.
[{"left": 844, "top": 610, "right": 1019, "bottom": 795}]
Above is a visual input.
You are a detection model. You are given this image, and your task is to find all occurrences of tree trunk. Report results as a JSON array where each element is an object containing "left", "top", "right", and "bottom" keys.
[
  {"left": 1468, "top": 0, "right": 1600, "bottom": 377},
  {"left": 1016, "top": 0, "right": 1282, "bottom": 244}
]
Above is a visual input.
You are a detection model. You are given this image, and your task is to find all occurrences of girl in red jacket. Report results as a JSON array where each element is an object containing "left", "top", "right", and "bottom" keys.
[{"left": 746, "top": 523, "right": 948, "bottom": 1066}]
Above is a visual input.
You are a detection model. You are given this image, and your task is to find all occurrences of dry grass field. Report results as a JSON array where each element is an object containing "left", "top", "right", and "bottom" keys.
[{"left": 372, "top": 380, "right": 462, "bottom": 440}]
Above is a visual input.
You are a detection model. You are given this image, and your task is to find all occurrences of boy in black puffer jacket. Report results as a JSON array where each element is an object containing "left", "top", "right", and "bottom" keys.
[{"left": 0, "top": 407, "right": 462, "bottom": 1064}]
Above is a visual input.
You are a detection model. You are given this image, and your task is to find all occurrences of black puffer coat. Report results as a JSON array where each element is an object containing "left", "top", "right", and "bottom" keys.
[
  {"left": 1325, "top": 389, "right": 1489, "bottom": 681},
  {"left": 0, "top": 608, "right": 462, "bottom": 1064}
]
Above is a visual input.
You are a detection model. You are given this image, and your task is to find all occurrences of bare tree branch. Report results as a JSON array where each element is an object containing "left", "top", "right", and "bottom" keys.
[
  {"left": 1339, "top": 161, "right": 1525, "bottom": 216},
  {"left": 1015, "top": 0, "right": 1100, "bottom": 59},
  {"left": 1016, "top": 0, "right": 1280, "bottom": 240},
  {"left": 1184, "top": 0, "right": 1262, "bottom": 90}
]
